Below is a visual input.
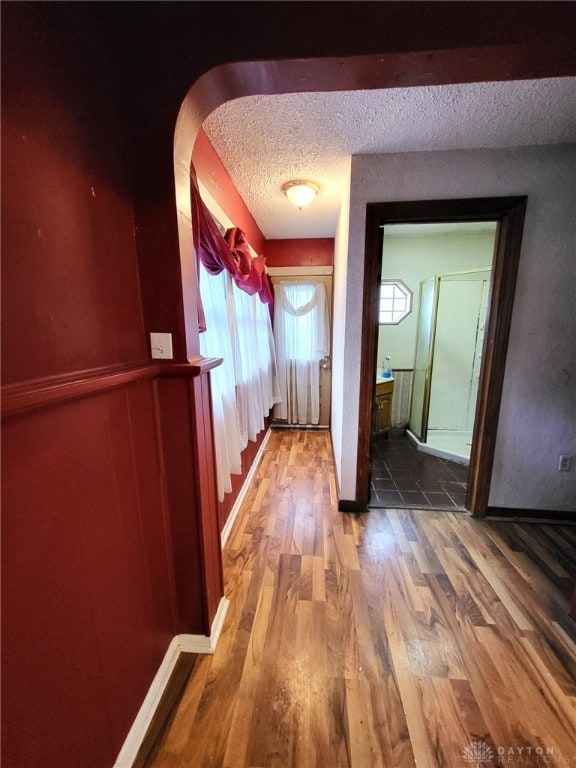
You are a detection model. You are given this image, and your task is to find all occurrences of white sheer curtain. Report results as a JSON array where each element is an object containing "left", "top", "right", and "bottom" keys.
[
  {"left": 199, "top": 267, "right": 243, "bottom": 500},
  {"left": 199, "top": 263, "right": 280, "bottom": 502},
  {"left": 273, "top": 281, "right": 330, "bottom": 425},
  {"left": 231, "top": 282, "right": 281, "bottom": 447}
]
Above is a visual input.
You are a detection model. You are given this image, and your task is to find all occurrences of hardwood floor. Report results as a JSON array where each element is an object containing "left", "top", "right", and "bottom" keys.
[{"left": 146, "top": 430, "right": 576, "bottom": 768}]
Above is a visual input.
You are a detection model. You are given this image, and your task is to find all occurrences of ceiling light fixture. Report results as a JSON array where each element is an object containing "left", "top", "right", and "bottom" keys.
[{"left": 282, "top": 179, "right": 320, "bottom": 209}]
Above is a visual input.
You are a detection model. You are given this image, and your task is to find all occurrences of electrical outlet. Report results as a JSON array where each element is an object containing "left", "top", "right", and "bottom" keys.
[
  {"left": 558, "top": 455, "right": 572, "bottom": 472},
  {"left": 150, "top": 332, "right": 173, "bottom": 360}
]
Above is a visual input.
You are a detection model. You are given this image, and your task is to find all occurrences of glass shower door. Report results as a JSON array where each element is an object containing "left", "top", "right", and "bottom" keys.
[
  {"left": 409, "top": 277, "right": 437, "bottom": 440},
  {"left": 428, "top": 269, "right": 492, "bottom": 433}
]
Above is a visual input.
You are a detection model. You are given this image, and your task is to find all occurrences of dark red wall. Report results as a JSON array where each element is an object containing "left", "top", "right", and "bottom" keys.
[
  {"left": 1, "top": 7, "right": 184, "bottom": 767},
  {"left": 193, "top": 129, "right": 266, "bottom": 257},
  {"left": 155, "top": 371, "right": 223, "bottom": 634},
  {"left": 267, "top": 239, "right": 334, "bottom": 268},
  {"left": 3, "top": 3, "right": 576, "bottom": 768},
  {"left": 1, "top": 5, "right": 147, "bottom": 385},
  {"left": 2, "top": 381, "right": 176, "bottom": 767}
]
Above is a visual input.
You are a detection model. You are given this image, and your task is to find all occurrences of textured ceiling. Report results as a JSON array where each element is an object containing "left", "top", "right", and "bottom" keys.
[{"left": 203, "top": 77, "right": 576, "bottom": 240}]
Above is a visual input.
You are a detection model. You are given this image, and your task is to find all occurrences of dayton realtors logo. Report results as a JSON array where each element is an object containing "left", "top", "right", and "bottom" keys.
[
  {"left": 462, "top": 741, "right": 575, "bottom": 767},
  {"left": 463, "top": 741, "right": 495, "bottom": 766}
]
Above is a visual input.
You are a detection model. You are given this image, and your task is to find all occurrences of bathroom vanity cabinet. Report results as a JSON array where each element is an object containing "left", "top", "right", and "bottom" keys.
[{"left": 373, "top": 378, "right": 394, "bottom": 437}]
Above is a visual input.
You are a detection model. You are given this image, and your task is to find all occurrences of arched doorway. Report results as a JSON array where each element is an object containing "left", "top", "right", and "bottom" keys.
[{"left": 171, "top": 47, "right": 558, "bottom": 518}]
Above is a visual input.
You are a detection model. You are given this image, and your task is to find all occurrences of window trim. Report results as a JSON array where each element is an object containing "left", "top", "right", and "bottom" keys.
[{"left": 378, "top": 278, "right": 413, "bottom": 325}]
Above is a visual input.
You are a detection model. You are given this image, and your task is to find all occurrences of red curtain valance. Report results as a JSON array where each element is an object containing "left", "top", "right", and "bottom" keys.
[
  {"left": 191, "top": 174, "right": 272, "bottom": 332},
  {"left": 225, "top": 227, "right": 273, "bottom": 304}
]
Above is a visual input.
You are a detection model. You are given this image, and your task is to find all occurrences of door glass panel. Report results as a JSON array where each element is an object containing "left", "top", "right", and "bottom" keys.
[{"left": 409, "top": 278, "right": 436, "bottom": 439}]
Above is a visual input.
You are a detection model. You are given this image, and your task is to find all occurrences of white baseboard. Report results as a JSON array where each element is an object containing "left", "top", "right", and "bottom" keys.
[
  {"left": 113, "top": 425, "right": 265, "bottom": 767},
  {"left": 176, "top": 595, "right": 230, "bottom": 654},
  {"left": 113, "top": 596, "right": 230, "bottom": 768},
  {"left": 220, "top": 427, "right": 271, "bottom": 548}
]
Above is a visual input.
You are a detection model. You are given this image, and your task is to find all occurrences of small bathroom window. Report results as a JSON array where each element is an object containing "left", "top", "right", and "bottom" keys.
[{"left": 379, "top": 279, "right": 412, "bottom": 324}]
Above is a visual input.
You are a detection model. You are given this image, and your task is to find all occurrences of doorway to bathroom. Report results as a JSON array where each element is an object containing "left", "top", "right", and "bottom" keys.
[
  {"left": 370, "top": 222, "right": 497, "bottom": 509},
  {"left": 356, "top": 197, "right": 527, "bottom": 516}
]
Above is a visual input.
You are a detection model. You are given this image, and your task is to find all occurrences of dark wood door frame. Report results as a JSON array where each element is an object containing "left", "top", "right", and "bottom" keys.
[{"left": 356, "top": 197, "right": 527, "bottom": 516}]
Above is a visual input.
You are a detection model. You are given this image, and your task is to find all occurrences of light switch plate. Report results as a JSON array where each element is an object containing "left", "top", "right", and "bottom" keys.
[{"left": 150, "top": 332, "right": 173, "bottom": 360}]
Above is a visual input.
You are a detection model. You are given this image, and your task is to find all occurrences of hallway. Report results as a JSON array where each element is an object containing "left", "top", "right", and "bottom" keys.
[{"left": 146, "top": 430, "right": 576, "bottom": 768}]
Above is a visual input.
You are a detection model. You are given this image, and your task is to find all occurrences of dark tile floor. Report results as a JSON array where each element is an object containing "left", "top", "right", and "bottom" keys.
[{"left": 369, "top": 433, "right": 469, "bottom": 509}]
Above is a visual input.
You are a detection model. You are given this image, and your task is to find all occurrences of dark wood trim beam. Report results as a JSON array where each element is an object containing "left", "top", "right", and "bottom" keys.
[
  {"left": 356, "top": 206, "right": 385, "bottom": 516},
  {"left": 156, "top": 357, "right": 223, "bottom": 378},
  {"left": 487, "top": 507, "right": 576, "bottom": 523},
  {"left": 466, "top": 199, "right": 527, "bottom": 514},
  {"left": 338, "top": 500, "right": 359, "bottom": 513}
]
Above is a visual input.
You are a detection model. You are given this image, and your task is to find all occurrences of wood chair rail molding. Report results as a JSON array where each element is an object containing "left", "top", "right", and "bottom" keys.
[{"left": 1, "top": 357, "right": 223, "bottom": 420}]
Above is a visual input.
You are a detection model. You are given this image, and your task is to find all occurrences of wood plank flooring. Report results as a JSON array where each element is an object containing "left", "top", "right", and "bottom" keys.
[{"left": 146, "top": 430, "right": 576, "bottom": 768}]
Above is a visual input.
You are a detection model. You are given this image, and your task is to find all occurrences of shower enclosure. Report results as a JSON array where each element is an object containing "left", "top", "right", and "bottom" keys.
[{"left": 408, "top": 267, "right": 492, "bottom": 463}]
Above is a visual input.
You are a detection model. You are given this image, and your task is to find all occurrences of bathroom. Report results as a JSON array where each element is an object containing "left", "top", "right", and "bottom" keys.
[{"left": 371, "top": 221, "right": 498, "bottom": 508}]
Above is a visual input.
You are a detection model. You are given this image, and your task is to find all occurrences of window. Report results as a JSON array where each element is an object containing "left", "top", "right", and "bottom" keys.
[
  {"left": 199, "top": 264, "right": 280, "bottom": 502},
  {"left": 379, "top": 279, "right": 412, "bottom": 324}
]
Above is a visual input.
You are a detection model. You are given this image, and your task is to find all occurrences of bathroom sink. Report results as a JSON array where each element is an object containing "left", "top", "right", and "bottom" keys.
[{"left": 376, "top": 375, "right": 394, "bottom": 384}]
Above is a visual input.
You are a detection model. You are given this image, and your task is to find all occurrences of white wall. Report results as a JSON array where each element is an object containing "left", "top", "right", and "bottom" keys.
[
  {"left": 377, "top": 228, "right": 495, "bottom": 369},
  {"left": 338, "top": 144, "right": 576, "bottom": 511}
]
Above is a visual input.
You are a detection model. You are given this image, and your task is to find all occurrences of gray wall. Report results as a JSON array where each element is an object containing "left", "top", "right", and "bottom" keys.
[{"left": 332, "top": 144, "right": 576, "bottom": 511}]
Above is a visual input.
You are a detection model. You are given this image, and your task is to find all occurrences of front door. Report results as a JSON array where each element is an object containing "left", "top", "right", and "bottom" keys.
[{"left": 270, "top": 274, "right": 332, "bottom": 427}]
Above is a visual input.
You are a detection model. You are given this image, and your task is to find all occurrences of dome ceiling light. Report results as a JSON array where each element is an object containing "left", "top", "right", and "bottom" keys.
[{"left": 281, "top": 180, "right": 320, "bottom": 209}]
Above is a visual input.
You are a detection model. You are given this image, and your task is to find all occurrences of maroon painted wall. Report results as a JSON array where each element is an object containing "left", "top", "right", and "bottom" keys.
[
  {"left": 267, "top": 239, "right": 335, "bottom": 268},
  {"left": 1, "top": 7, "right": 179, "bottom": 767},
  {"left": 2, "top": 382, "right": 176, "bottom": 767},
  {"left": 193, "top": 129, "right": 267, "bottom": 258},
  {"left": 3, "top": 3, "right": 576, "bottom": 767},
  {"left": 1, "top": 5, "right": 147, "bottom": 385},
  {"left": 155, "top": 370, "right": 223, "bottom": 634}
]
